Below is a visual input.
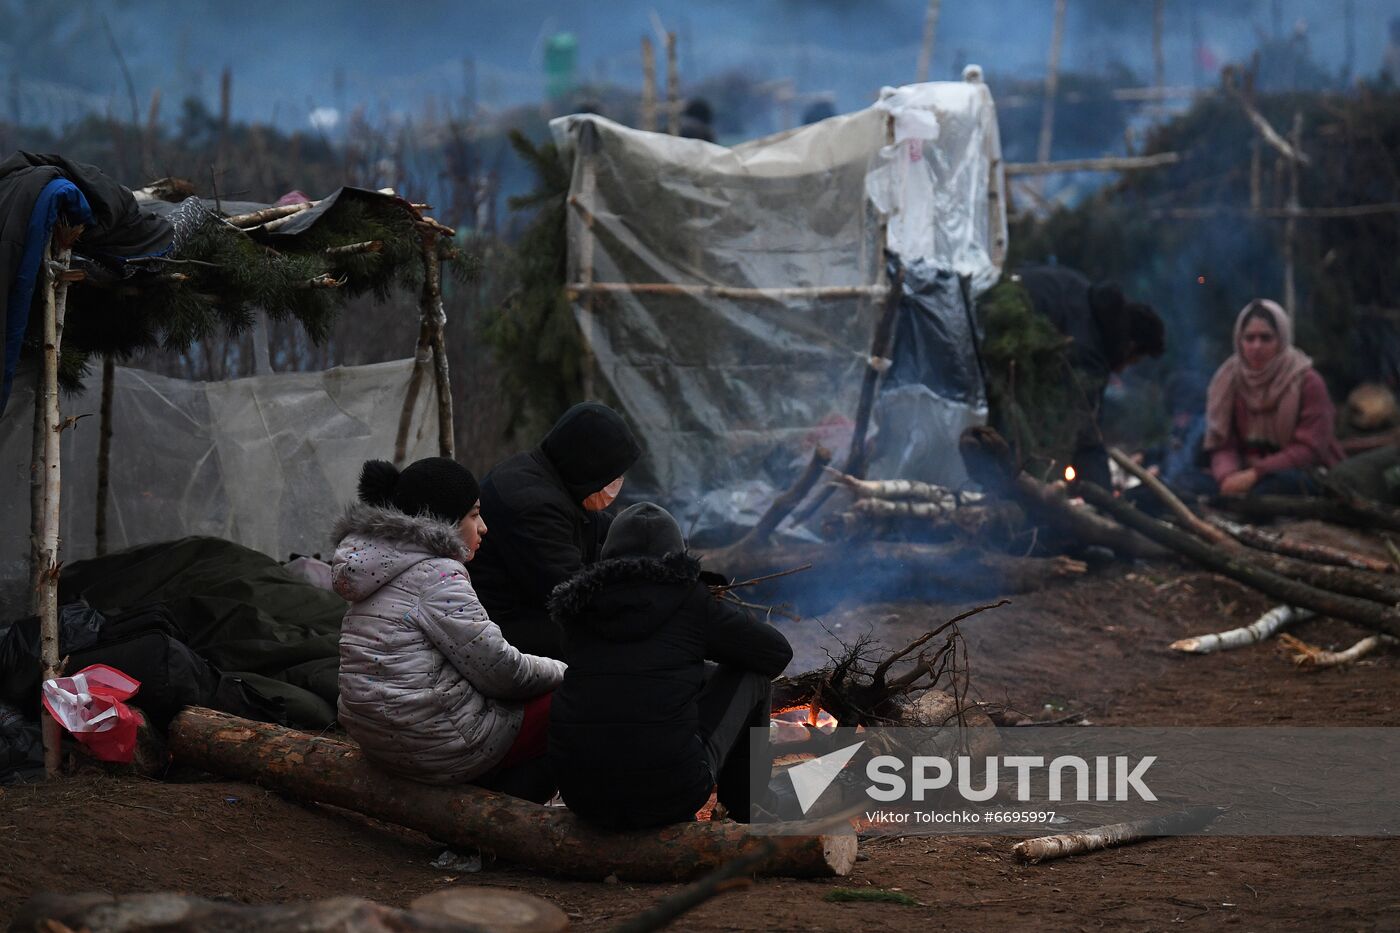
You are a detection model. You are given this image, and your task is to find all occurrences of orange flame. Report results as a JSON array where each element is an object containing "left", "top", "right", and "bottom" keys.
[{"left": 1064, "top": 465, "right": 1077, "bottom": 482}]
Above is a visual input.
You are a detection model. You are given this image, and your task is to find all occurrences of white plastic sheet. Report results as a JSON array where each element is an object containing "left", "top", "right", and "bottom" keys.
[
  {"left": 0, "top": 359, "right": 439, "bottom": 608},
  {"left": 549, "top": 80, "right": 1003, "bottom": 533}
]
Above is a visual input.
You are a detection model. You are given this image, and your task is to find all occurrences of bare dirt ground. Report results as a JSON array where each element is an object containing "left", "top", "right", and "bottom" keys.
[{"left": 4, "top": 548, "right": 1400, "bottom": 931}]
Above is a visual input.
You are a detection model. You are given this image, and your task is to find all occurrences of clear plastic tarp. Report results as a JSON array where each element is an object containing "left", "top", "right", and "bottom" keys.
[
  {"left": 0, "top": 359, "right": 439, "bottom": 610},
  {"left": 550, "top": 78, "right": 1004, "bottom": 536}
]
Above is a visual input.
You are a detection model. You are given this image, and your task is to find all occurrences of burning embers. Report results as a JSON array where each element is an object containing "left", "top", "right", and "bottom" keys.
[{"left": 771, "top": 704, "right": 840, "bottom": 745}]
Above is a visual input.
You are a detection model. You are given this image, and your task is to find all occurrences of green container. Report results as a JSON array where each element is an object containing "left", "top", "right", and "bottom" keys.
[{"left": 545, "top": 32, "right": 578, "bottom": 100}]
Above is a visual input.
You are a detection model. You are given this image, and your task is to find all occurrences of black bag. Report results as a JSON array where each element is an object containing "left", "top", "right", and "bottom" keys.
[
  {"left": 65, "top": 630, "right": 219, "bottom": 730},
  {"left": 0, "top": 700, "right": 42, "bottom": 783},
  {"left": 0, "top": 602, "right": 107, "bottom": 709}
]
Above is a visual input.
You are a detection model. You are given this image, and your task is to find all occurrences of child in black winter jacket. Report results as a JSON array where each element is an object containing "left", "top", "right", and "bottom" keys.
[{"left": 546, "top": 502, "right": 793, "bottom": 830}]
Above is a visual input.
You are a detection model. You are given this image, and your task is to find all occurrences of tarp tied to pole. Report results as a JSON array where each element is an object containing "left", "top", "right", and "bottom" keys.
[
  {"left": 551, "top": 79, "right": 1004, "bottom": 539},
  {"left": 0, "top": 359, "right": 440, "bottom": 609}
]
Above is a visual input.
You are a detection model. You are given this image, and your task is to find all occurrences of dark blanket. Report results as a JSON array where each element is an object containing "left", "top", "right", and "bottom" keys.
[
  {"left": 59, "top": 537, "right": 346, "bottom": 729},
  {"left": 0, "top": 152, "right": 172, "bottom": 414}
]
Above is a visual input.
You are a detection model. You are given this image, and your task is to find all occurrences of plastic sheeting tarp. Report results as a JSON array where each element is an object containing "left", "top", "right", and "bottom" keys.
[
  {"left": 549, "top": 80, "right": 1002, "bottom": 532},
  {"left": 0, "top": 359, "right": 439, "bottom": 609},
  {"left": 867, "top": 80, "right": 1007, "bottom": 295}
]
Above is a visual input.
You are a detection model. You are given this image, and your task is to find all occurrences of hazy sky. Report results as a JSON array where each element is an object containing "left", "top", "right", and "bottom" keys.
[{"left": 7, "top": 0, "right": 1396, "bottom": 131}]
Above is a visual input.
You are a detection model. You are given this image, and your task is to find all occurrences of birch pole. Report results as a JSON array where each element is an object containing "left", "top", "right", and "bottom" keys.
[
  {"left": 640, "top": 37, "right": 657, "bottom": 132},
  {"left": 418, "top": 231, "right": 454, "bottom": 459},
  {"left": 1036, "top": 0, "right": 1068, "bottom": 198},
  {"left": 38, "top": 233, "right": 73, "bottom": 777},
  {"left": 94, "top": 354, "right": 115, "bottom": 556},
  {"left": 1152, "top": 0, "right": 1166, "bottom": 92},
  {"left": 915, "top": 0, "right": 942, "bottom": 83},
  {"left": 665, "top": 32, "right": 679, "bottom": 135},
  {"left": 1283, "top": 111, "right": 1302, "bottom": 318}
]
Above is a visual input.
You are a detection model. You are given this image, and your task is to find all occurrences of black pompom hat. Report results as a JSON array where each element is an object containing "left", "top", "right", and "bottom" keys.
[{"left": 357, "top": 457, "right": 480, "bottom": 524}]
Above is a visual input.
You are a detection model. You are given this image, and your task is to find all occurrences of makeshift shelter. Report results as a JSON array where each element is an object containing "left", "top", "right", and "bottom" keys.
[
  {"left": 550, "top": 76, "right": 1006, "bottom": 539},
  {"left": 2, "top": 189, "right": 452, "bottom": 570},
  {"left": 0, "top": 158, "right": 458, "bottom": 762}
]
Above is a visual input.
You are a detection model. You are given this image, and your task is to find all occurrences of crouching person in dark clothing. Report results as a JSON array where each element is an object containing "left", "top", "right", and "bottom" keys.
[{"left": 546, "top": 502, "right": 793, "bottom": 830}]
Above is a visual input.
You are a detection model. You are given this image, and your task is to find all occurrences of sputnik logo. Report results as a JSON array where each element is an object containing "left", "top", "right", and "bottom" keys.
[{"left": 787, "top": 741, "right": 865, "bottom": 815}]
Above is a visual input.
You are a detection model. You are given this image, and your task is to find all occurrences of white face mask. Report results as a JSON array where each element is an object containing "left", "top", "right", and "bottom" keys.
[{"left": 582, "top": 476, "right": 624, "bottom": 511}]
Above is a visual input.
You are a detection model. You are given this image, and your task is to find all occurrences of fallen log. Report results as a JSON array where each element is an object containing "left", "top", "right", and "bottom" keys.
[
  {"left": 959, "top": 427, "right": 1166, "bottom": 559},
  {"left": 1208, "top": 516, "right": 1394, "bottom": 573},
  {"left": 1215, "top": 494, "right": 1400, "bottom": 534},
  {"left": 1278, "top": 632, "right": 1400, "bottom": 670},
  {"left": 828, "top": 497, "right": 1025, "bottom": 541},
  {"left": 1170, "top": 605, "right": 1313, "bottom": 654},
  {"left": 1078, "top": 482, "right": 1400, "bottom": 639},
  {"left": 1248, "top": 552, "right": 1400, "bottom": 606},
  {"left": 167, "top": 708, "right": 855, "bottom": 882},
  {"left": 828, "top": 470, "right": 968, "bottom": 504},
  {"left": 1012, "top": 805, "right": 1223, "bottom": 864},
  {"left": 699, "top": 540, "right": 1085, "bottom": 599}
]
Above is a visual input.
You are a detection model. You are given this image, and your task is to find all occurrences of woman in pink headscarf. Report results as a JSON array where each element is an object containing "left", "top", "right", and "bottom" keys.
[{"left": 1204, "top": 299, "right": 1343, "bottom": 497}]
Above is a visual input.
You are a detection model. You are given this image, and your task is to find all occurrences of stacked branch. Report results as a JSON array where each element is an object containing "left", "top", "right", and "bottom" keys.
[
  {"left": 958, "top": 427, "right": 1165, "bottom": 558},
  {"left": 822, "top": 468, "right": 1022, "bottom": 541},
  {"left": 1208, "top": 516, "right": 1395, "bottom": 572},
  {"left": 1077, "top": 481, "right": 1400, "bottom": 640}
]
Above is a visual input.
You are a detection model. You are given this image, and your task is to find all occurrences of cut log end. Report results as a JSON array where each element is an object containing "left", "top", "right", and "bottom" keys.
[{"left": 818, "top": 833, "right": 860, "bottom": 877}]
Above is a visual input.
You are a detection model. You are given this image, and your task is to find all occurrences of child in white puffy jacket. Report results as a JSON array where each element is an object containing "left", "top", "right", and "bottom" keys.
[{"left": 332, "top": 456, "right": 564, "bottom": 801}]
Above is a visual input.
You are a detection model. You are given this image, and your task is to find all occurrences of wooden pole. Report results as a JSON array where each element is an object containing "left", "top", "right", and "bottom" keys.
[
  {"left": 94, "top": 355, "right": 115, "bottom": 557},
  {"left": 38, "top": 235, "right": 72, "bottom": 777},
  {"left": 1283, "top": 111, "right": 1302, "bottom": 318},
  {"left": 168, "top": 707, "right": 857, "bottom": 882},
  {"left": 1035, "top": 0, "right": 1068, "bottom": 190},
  {"left": 1250, "top": 138, "right": 1262, "bottom": 214},
  {"left": 575, "top": 122, "right": 599, "bottom": 400},
  {"left": 419, "top": 232, "right": 454, "bottom": 459},
  {"left": 1342, "top": 0, "right": 1356, "bottom": 86},
  {"left": 640, "top": 37, "right": 657, "bottom": 132},
  {"left": 566, "top": 282, "right": 888, "bottom": 301},
  {"left": 28, "top": 366, "right": 44, "bottom": 615},
  {"left": 665, "top": 32, "right": 679, "bottom": 135},
  {"left": 1152, "top": 202, "right": 1400, "bottom": 221},
  {"left": 1002, "top": 152, "right": 1181, "bottom": 176},
  {"left": 915, "top": 0, "right": 942, "bottom": 82},
  {"left": 1152, "top": 0, "right": 1166, "bottom": 92}
]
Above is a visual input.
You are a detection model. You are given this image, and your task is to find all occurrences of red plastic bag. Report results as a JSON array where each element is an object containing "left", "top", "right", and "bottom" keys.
[{"left": 41, "top": 664, "right": 142, "bottom": 763}]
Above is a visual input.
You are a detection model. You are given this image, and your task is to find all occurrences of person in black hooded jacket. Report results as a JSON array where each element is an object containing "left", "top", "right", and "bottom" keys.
[
  {"left": 546, "top": 502, "right": 793, "bottom": 830},
  {"left": 469, "top": 402, "right": 642, "bottom": 660}
]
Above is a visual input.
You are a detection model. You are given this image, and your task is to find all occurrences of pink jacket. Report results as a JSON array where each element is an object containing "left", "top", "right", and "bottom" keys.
[{"left": 1210, "top": 369, "right": 1344, "bottom": 483}]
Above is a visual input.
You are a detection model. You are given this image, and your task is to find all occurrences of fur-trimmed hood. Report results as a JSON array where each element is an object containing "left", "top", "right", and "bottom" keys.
[
  {"left": 548, "top": 552, "right": 700, "bottom": 641},
  {"left": 331, "top": 501, "right": 469, "bottom": 602}
]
